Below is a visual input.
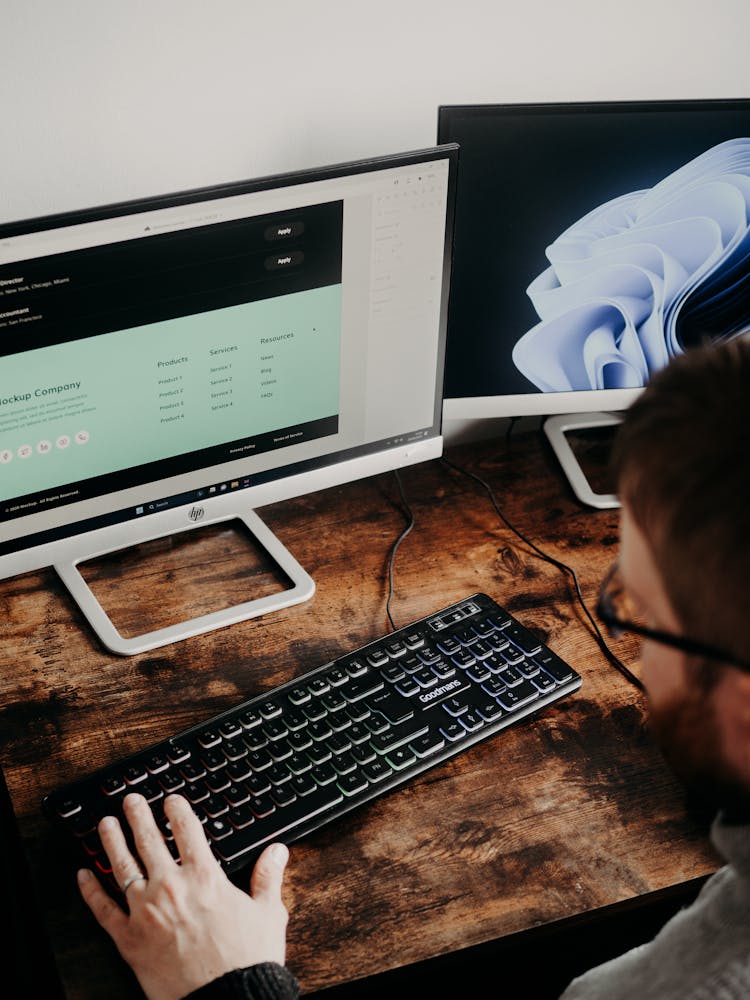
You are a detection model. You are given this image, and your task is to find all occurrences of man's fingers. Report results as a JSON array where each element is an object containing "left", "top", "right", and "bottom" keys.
[
  {"left": 77, "top": 868, "right": 129, "bottom": 937},
  {"left": 250, "top": 842, "right": 289, "bottom": 903},
  {"left": 164, "top": 793, "right": 217, "bottom": 869},
  {"left": 98, "top": 812, "right": 145, "bottom": 893},
  {"left": 123, "top": 793, "right": 172, "bottom": 874}
]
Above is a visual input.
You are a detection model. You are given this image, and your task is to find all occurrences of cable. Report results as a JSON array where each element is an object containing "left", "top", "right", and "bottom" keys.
[
  {"left": 385, "top": 469, "right": 415, "bottom": 631},
  {"left": 440, "top": 454, "right": 644, "bottom": 692}
]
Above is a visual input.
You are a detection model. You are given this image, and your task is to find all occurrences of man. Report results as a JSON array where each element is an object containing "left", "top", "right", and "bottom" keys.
[
  {"left": 561, "top": 333, "right": 750, "bottom": 997},
  {"left": 78, "top": 336, "right": 750, "bottom": 999}
]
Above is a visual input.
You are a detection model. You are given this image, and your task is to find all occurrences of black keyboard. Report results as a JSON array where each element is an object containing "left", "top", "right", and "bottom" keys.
[{"left": 42, "top": 593, "right": 582, "bottom": 891}]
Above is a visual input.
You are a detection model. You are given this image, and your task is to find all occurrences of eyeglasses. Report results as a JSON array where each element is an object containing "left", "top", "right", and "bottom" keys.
[{"left": 596, "top": 561, "right": 750, "bottom": 674}]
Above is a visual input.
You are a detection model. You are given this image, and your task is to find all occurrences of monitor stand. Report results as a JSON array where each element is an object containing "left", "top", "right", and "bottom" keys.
[
  {"left": 54, "top": 508, "right": 315, "bottom": 656},
  {"left": 543, "top": 412, "right": 622, "bottom": 510}
]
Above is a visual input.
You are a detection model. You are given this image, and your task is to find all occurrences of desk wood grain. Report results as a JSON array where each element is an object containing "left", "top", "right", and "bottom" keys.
[{"left": 0, "top": 432, "right": 720, "bottom": 998}]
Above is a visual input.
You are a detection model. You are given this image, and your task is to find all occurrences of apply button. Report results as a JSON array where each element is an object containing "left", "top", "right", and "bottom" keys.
[
  {"left": 264, "top": 221, "right": 305, "bottom": 241},
  {"left": 264, "top": 251, "right": 304, "bottom": 271}
]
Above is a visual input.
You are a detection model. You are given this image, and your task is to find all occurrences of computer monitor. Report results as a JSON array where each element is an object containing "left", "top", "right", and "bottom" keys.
[
  {"left": 438, "top": 99, "right": 750, "bottom": 507},
  {"left": 0, "top": 145, "right": 458, "bottom": 655}
]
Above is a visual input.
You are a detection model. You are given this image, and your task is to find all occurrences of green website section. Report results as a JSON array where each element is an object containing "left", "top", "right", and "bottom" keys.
[{"left": 0, "top": 285, "right": 342, "bottom": 502}]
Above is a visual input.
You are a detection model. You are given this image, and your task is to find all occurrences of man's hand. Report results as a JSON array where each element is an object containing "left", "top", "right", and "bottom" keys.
[{"left": 77, "top": 792, "right": 290, "bottom": 1000}]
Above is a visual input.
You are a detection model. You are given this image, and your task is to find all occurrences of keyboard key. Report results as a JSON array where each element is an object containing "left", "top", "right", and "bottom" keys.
[
  {"left": 385, "top": 640, "right": 407, "bottom": 658},
  {"left": 259, "top": 700, "right": 283, "bottom": 720},
  {"left": 271, "top": 786, "right": 297, "bottom": 808},
  {"left": 370, "top": 720, "right": 429, "bottom": 754},
  {"left": 291, "top": 773, "right": 317, "bottom": 796},
  {"left": 533, "top": 651, "right": 574, "bottom": 683},
  {"left": 471, "top": 619, "right": 496, "bottom": 638},
  {"left": 475, "top": 701, "right": 503, "bottom": 723},
  {"left": 124, "top": 765, "right": 148, "bottom": 785},
  {"left": 363, "top": 759, "right": 393, "bottom": 783},
  {"left": 197, "top": 729, "right": 222, "bottom": 749},
  {"left": 146, "top": 753, "right": 170, "bottom": 774},
  {"left": 504, "top": 623, "right": 542, "bottom": 655},
  {"left": 55, "top": 797, "right": 82, "bottom": 819},
  {"left": 102, "top": 775, "right": 125, "bottom": 796},
  {"left": 341, "top": 673, "right": 385, "bottom": 702},
  {"left": 326, "top": 667, "right": 349, "bottom": 687},
  {"left": 311, "top": 763, "right": 337, "bottom": 786},
  {"left": 339, "top": 772, "right": 369, "bottom": 796},
  {"left": 228, "top": 804, "right": 255, "bottom": 830},
  {"left": 167, "top": 741, "right": 191, "bottom": 764},
  {"left": 308, "top": 678, "right": 330, "bottom": 697},
  {"left": 499, "top": 665, "right": 524, "bottom": 687},
  {"left": 459, "top": 711, "right": 484, "bottom": 733},
  {"left": 386, "top": 747, "right": 417, "bottom": 770},
  {"left": 219, "top": 721, "right": 243, "bottom": 740},
  {"left": 497, "top": 680, "right": 540, "bottom": 711},
  {"left": 367, "top": 691, "right": 414, "bottom": 724},
  {"left": 533, "top": 671, "right": 556, "bottom": 693},
  {"left": 288, "top": 687, "right": 311, "bottom": 706},
  {"left": 439, "top": 721, "right": 468, "bottom": 742},
  {"left": 237, "top": 710, "right": 262, "bottom": 729},
  {"left": 410, "top": 732, "right": 445, "bottom": 757},
  {"left": 345, "top": 658, "right": 368, "bottom": 677},
  {"left": 395, "top": 677, "right": 420, "bottom": 696}
]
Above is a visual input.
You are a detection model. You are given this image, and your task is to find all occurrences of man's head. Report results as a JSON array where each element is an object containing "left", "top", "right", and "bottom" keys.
[{"left": 610, "top": 335, "right": 750, "bottom": 815}]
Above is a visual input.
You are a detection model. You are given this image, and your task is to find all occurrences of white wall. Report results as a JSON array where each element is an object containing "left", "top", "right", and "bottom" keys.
[
  {"left": 2, "top": 1, "right": 748, "bottom": 447},
  {"left": 3, "top": 0, "right": 748, "bottom": 225}
]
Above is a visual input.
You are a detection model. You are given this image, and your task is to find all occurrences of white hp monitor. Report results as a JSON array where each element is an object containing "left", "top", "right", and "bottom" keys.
[{"left": 0, "top": 146, "right": 458, "bottom": 654}]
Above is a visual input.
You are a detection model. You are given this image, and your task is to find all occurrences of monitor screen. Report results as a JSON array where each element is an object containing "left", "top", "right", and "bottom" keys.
[
  {"left": 0, "top": 145, "right": 457, "bottom": 652},
  {"left": 438, "top": 99, "right": 750, "bottom": 420}
]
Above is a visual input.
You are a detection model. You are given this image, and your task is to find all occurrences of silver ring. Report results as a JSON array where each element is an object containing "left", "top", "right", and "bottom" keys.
[{"left": 121, "top": 871, "right": 147, "bottom": 895}]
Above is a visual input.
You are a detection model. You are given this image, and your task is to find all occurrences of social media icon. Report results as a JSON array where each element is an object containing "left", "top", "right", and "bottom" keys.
[
  {"left": 18, "top": 444, "right": 32, "bottom": 459},
  {"left": 56, "top": 435, "right": 71, "bottom": 449},
  {"left": 0, "top": 449, "right": 12, "bottom": 464},
  {"left": 37, "top": 440, "right": 51, "bottom": 454},
  {"left": 75, "top": 430, "right": 90, "bottom": 445}
]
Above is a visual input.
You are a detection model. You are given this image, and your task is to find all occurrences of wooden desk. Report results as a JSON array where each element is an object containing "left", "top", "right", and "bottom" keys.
[{"left": 0, "top": 431, "right": 720, "bottom": 998}]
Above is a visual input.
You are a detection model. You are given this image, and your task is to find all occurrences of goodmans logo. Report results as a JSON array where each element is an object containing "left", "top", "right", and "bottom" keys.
[{"left": 417, "top": 677, "right": 465, "bottom": 706}]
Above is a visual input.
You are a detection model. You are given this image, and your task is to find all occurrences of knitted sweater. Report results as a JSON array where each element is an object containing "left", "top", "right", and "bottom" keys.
[
  {"left": 182, "top": 962, "right": 299, "bottom": 1000},
  {"left": 561, "top": 812, "right": 750, "bottom": 999}
]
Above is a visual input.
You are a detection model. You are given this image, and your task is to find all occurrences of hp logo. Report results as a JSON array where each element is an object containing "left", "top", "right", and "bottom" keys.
[{"left": 188, "top": 506, "right": 205, "bottom": 522}]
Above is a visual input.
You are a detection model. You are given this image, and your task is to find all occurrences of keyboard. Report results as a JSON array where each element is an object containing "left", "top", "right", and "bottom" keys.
[{"left": 42, "top": 593, "right": 582, "bottom": 891}]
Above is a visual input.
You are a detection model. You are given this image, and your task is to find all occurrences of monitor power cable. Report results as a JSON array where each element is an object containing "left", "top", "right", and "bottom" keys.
[
  {"left": 439, "top": 455, "right": 644, "bottom": 693},
  {"left": 385, "top": 469, "right": 415, "bottom": 632}
]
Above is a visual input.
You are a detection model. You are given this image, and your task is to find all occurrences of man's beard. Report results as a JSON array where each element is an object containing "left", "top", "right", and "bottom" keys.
[{"left": 648, "top": 678, "right": 750, "bottom": 825}]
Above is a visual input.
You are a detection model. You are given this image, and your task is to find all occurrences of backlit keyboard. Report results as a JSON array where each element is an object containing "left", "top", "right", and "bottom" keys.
[{"left": 42, "top": 593, "right": 582, "bottom": 890}]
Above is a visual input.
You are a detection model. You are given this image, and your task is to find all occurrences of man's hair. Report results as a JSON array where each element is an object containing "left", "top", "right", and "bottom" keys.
[{"left": 611, "top": 335, "right": 750, "bottom": 664}]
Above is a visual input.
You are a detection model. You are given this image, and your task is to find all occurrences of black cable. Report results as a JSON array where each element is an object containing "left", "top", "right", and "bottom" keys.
[
  {"left": 440, "top": 455, "right": 644, "bottom": 692},
  {"left": 385, "top": 469, "right": 415, "bottom": 631},
  {"left": 505, "top": 416, "right": 520, "bottom": 443}
]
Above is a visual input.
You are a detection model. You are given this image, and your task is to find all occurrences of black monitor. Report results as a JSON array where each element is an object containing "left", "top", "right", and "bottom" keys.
[
  {"left": 0, "top": 145, "right": 458, "bottom": 654},
  {"left": 438, "top": 99, "right": 750, "bottom": 506}
]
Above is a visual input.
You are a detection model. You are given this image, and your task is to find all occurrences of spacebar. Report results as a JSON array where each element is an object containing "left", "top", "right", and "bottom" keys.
[{"left": 213, "top": 785, "right": 344, "bottom": 864}]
